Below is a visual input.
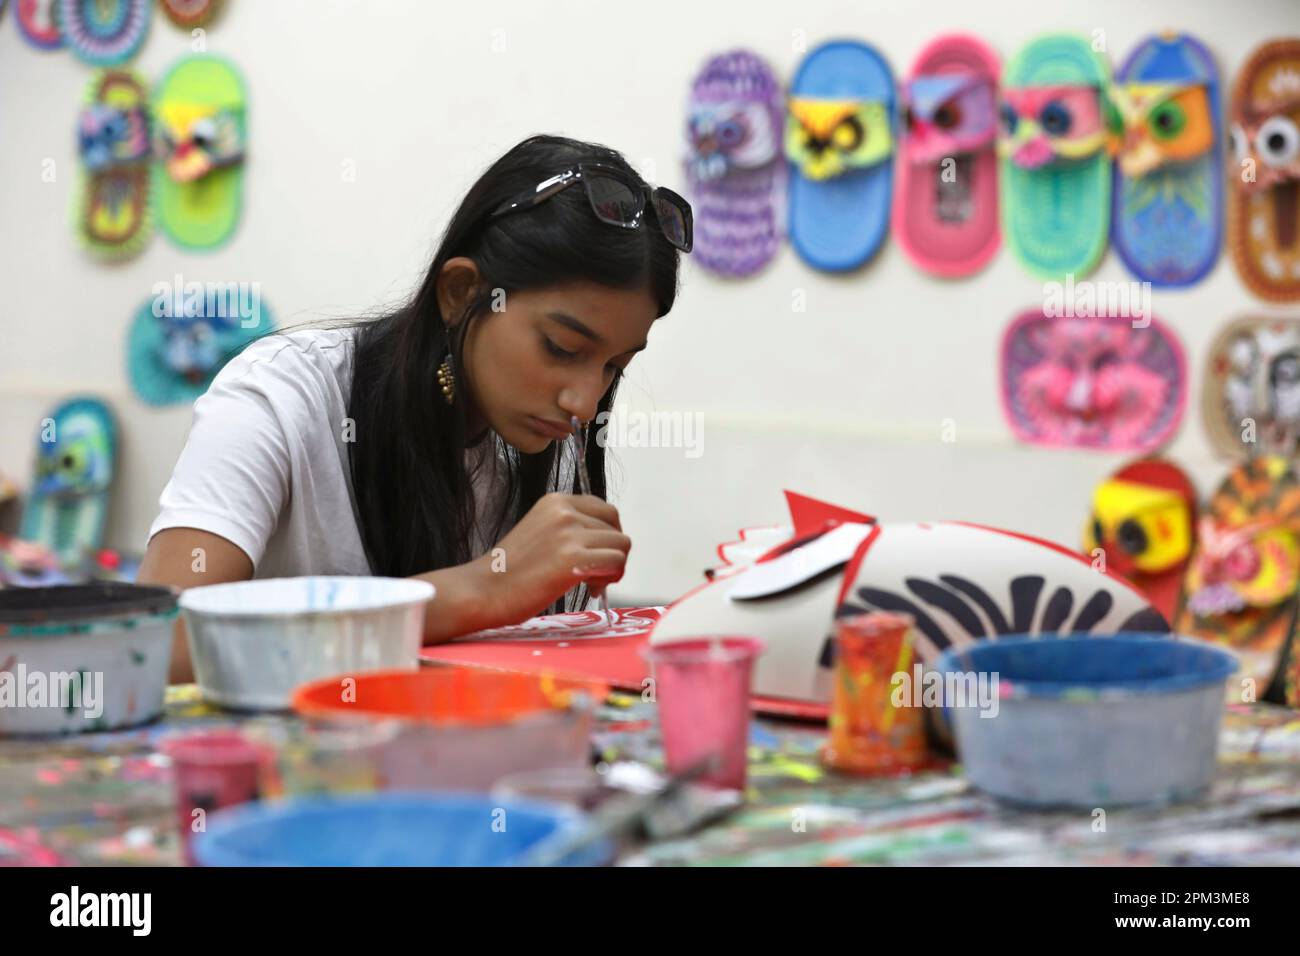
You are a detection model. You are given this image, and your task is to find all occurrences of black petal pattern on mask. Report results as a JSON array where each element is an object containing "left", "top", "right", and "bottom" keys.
[
  {"left": 938, "top": 574, "right": 1010, "bottom": 632},
  {"left": 1010, "top": 576, "right": 1045, "bottom": 632},
  {"left": 842, "top": 573, "right": 1163, "bottom": 646},
  {"left": 1118, "top": 606, "right": 1171, "bottom": 633},
  {"left": 905, "top": 578, "right": 988, "bottom": 637},
  {"left": 1041, "top": 586, "right": 1073, "bottom": 632}
]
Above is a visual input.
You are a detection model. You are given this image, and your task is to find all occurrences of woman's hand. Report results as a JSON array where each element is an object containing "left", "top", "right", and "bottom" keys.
[{"left": 480, "top": 492, "right": 630, "bottom": 624}]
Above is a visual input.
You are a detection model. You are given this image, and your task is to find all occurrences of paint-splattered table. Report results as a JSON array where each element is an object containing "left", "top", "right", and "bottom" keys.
[
  {"left": 600, "top": 698, "right": 1300, "bottom": 865},
  {"left": 2, "top": 688, "right": 1299, "bottom": 866}
]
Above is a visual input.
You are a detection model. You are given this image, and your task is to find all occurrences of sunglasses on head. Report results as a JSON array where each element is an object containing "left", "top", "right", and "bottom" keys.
[{"left": 490, "top": 162, "right": 693, "bottom": 253}]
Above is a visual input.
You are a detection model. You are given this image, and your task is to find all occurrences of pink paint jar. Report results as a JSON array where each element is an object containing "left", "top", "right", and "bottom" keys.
[
  {"left": 160, "top": 729, "right": 272, "bottom": 865},
  {"left": 641, "top": 637, "right": 765, "bottom": 791}
]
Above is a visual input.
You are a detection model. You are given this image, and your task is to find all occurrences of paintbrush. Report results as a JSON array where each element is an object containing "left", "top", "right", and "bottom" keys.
[
  {"left": 518, "top": 756, "right": 725, "bottom": 867},
  {"left": 570, "top": 415, "right": 612, "bottom": 627}
]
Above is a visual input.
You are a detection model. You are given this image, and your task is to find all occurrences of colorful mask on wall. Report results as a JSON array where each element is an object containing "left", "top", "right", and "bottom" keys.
[
  {"left": 18, "top": 398, "right": 117, "bottom": 569},
  {"left": 999, "top": 34, "right": 1111, "bottom": 278},
  {"left": 59, "top": 0, "right": 151, "bottom": 66},
  {"left": 1000, "top": 309, "right": 1187, "bottom": 451},
  {"left": 76, "top": 69, "right": 152, "bottom": 259},
  {"left": 787, "top": 98, "right": 893, "bottom": 180},
  {"left": 160, "top": 0, "right": 220, "bottom": 28},
  {"left": 893, "top": 33, "right": 1001, "bottom": 277},
  {"left": 684, "top": 49, "right": 786, "bottom": 277},
  {"left": 785, "top": 40, "right": 895, "bottom": 272},
  {"left": 126, "top": 290, "right": 275, "bottom": 405},
  {"left": 1173, "top": 457, "right": 1300, "bottom": 706},
  {"left": 1202, "top": 316, "right": 1300, "bottom": 460},
  {"left": 1000, "top": 85, "right": 1107, "bottom": 168},
  {"left": 153, "top": 55, "right": 247, "bottom": 250},
  {"left": 1228, "top": 39, "right": 1300, "bottom": 302},
  {"left": 1108, "top": 33, "right": 1222, "bottom": 287},
  {"left": 904, "top": 74, "right": 997, "bottom": 163},
  {"left": 15, "top": 0, "right": 64, "bottom": 50},
  {"left": 1083, "top": 458, "right": 1197, "bottom": 622}
]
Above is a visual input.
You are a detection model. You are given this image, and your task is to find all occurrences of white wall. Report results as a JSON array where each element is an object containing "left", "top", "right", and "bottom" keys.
[{"left": 2, "top": 0, "right": 1296, "bottom": 604}]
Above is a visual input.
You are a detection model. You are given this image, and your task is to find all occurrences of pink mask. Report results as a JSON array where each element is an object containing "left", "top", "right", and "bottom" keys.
[{"left": 1001, "top": 310, "right": 1187, "bottom": 451}]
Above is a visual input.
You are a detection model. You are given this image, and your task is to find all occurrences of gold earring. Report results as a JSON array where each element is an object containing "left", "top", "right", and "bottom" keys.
[{"left": 436, "top": 353, "right": 456, "bottom": 405}]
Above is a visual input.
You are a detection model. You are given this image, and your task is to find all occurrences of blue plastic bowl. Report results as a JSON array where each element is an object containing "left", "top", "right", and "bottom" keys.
[
  {"left": 191, "top": 791, "right": 613, "bottom": 867},
  {"left": 934, "top": 633, "right": 1238, "bottom": 699},
  {"left": 933, "top": 634, "right": 1238, "bottom": 807}
]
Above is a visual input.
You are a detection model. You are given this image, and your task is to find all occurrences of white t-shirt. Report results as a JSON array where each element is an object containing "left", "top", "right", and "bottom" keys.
[{"left": 148, "top": 326, "right": 515, "bottom": 578}]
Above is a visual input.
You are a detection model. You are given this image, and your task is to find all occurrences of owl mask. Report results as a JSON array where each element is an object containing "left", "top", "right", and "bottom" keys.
[
  {"left": 687, "top": 99, "right": 780, "bottom": 183},
  {"left": 154, "top": 100, "right": 245, "bottom": 183},
  {"left": 785, "top": 97, "right": 893, "bottom": 181},
  {"left": 902, "top": 74, "right": 996, "bottom": 164},
  {"left": 998, "top": 84, "right": 1107, "bottom": 170},
  {"left": 1106, "top": 83, "right": 1215, "bottom": 178}
]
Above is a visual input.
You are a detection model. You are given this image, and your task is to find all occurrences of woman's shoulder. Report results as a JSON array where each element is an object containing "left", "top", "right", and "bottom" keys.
[
  {"left": 227, "top": 325, "right": 356, "bottom": 376},
  {"left": 193, "top": 325, "right": 360, "bottom": 443},
  {"left": 210, "top": 325, "right": 358, "bottom": 396}
]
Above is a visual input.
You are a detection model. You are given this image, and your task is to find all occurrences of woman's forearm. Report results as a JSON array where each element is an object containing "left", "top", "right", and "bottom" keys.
[{"left": 412, "top": 554, "right": 503, "bottom": 643}]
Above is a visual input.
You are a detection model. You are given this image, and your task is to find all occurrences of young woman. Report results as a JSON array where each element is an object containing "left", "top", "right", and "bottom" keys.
[{"left": 137, "top": 135, "right": 692, "bottom": 682}]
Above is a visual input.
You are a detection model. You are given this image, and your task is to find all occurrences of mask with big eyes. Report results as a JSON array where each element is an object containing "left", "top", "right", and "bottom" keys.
[
  {"left": 998, "top": 85, "right": 1106, "bottom": 169},
  {"left": 1085, "top": 479, "right": 1192, "bottom": 576},
  {"left": 785, "top": 97, "right": 893, "bottom": 181},
  {"left": 1104, "top": 84, "right": 1215, "bottom": 178},
  {"left": 154, "top": 102, "right": 244, "bottom": 184},
  {"left": 686, "top": 100, "right": 779, "bottom": 182},
  {"left": 901, "top": 74, "right": 996, "bottom": 163},
  {"left": 1228, "top": 99, "right": 1300, "bottom": 193}
]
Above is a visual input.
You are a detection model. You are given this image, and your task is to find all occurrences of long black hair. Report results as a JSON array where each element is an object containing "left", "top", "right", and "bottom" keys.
[{"left": 346, "top": 135, "right": 682, "bottom": 610}]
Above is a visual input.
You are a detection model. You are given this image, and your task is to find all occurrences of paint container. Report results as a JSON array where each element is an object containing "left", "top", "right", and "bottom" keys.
[
  {"left": 290, "top": 667, "right": 605, "bottom": 791},
  {"left": 161, "top": 728, "right": 274, "bottom": 865},
  {"left": 243, "top": 718, "right": 401, "bottom": 798},
  {"left": 179, "top": 576, "right": 433, "bottom": 711},
  {"left": 935, "top": 634, "right": 1238, "bottom": 807},
  {"left": 820, "top": 611, "right": 930, "bottom": 775},
  {"left": 192, "top": 792, "right": 613, "bottom": 866},
  {"left": 640, "top": 637, "right": 765, "bottom": 791},
  {"left": 0, "top": 583, "right": 177, "bottom": 736}
]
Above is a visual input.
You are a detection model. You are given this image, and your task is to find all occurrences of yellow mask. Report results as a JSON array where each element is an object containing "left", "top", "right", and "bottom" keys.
[{"left": 1085, "top": 478, "right": 1192, "bottom": 574}]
